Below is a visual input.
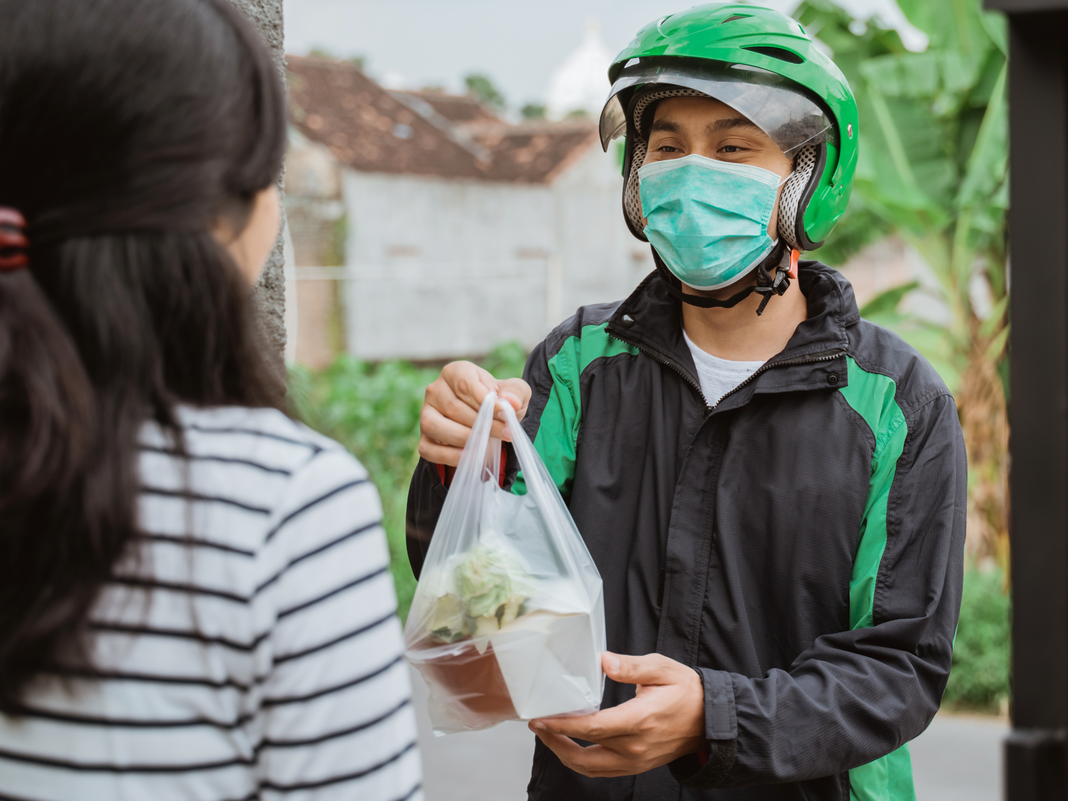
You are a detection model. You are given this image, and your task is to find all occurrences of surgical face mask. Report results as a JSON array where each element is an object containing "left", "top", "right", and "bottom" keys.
[{"left": 638, "top": 154, "right": 788, "bottom": 291}]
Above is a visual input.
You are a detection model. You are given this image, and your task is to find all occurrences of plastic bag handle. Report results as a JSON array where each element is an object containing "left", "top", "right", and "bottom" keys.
[
  {"left": 460, "top": 392, "right": 502, "bottom": 487},
  {"left": 409, "top": 393, "right": 502, "bottom": 572},
  {"left": 498, "top": 401, "right": 601, "bottom": 586},
  {"left": 499, "top": 401, "right": 548, "bottom": 504}
]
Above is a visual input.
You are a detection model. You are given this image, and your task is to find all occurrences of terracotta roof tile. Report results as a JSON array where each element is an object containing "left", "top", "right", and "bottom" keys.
[
  {"left": 287, "top": 56, "right": 598, "bottom": 184},
  {"left": 288, "top": 56, "right": 489, "bottom": 180},
  {"left": 391, "top": 89, "right": 503, "bottom": 128},
  {"left": 472, "top": 122, "right": 599, "bottom": 183}
]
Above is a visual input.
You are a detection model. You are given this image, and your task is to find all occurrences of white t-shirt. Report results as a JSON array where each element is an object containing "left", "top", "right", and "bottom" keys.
[
  {"left": 683, "top": 328, "right": 766, "bottom": 407},
  {"left": 0, "top": 406, "right": 422, "bottom": 801}
]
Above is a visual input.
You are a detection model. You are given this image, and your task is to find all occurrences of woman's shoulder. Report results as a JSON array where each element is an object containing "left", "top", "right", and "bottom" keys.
[
  {"left": 162, "top": 404, "right": 359, "bottom": 471},
  {"left": 140, "top": 405, "right": 374, "bottom": 534},
  {"left": 139, "top": 405, "right": 379, "bottom": 570}
]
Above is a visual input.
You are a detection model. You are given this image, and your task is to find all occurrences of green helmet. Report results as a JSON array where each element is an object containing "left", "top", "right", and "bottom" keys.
[{"left": 600, "top": 3, "right": 858, "bottom": 251}]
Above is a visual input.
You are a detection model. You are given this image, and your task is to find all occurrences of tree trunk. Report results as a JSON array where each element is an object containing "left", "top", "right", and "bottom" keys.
[
  {"left": 227, "top": 0, "right": 287, "bottom": 365},
  {"left": 958, "top": 321, "right": 1010, "bottom": 567}
]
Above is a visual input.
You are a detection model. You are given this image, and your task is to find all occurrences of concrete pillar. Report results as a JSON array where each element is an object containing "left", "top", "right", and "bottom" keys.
[{"left": 228, "top": 0, "right": 288, "bottom": 362}]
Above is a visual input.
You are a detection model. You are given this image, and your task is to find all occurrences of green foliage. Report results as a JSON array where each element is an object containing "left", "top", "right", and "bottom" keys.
[
  {"left": 858, "top": 281, "right": 962, "bottom": 388},
  {"left": 794, "top": 0, "right": 909, "bottom": 81},
  {"left": 288, "top": 358, "right": 439, "bottom": 620},
  {"left": 943, "top": 566, "right": 1011, "bottom": 714},
  {"left": 520, "top": 103, "right": 547, "bottom": 120},
  {"left": 796, "top": 0, "right": 1009, "bottom": 393},
  {"left": 288, "top": 342, "right": 531, "bottom": 622},
  {"left": 463, "top": 73, "right": 506, "bottom": 111},
  {"left": 858, "top": 281, "right": 920, "bottom": 319},
  {"left": 813, "top": 194, "right": 892, "bottom": 267}
]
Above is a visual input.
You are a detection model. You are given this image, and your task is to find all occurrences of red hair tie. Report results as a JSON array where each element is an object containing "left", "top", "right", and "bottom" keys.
[{"left": 0, "top": 208, "right": 29, "bottom": 272}]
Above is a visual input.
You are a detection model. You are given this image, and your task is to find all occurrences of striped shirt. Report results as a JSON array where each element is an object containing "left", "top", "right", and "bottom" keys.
[{"left": 0, "top": 406, "right": 422, "bottom": 801}]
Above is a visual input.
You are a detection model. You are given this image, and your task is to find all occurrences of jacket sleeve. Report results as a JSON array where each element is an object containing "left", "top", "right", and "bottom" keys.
[
  {"left": 405, "top": 457, "right": 448, "bottom": 580},
  {"left": 405, "top": 334, "right": 577, "bottom": 579},
  {"left": 672, "top": 391, "right": 967, "bottom": 788}
]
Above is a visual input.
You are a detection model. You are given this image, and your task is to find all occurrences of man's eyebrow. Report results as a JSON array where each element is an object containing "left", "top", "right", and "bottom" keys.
[
  {"left": 708, "top": 117, "right": 763, "bottom": 135},
  {"left": 649, "top": 119, "right": 682, "bottom": 134},
  {"left": 649, "top": 117, "right": 764, "bottom": 136}
]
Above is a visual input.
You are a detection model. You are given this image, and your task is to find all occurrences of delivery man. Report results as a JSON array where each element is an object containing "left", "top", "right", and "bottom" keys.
[{"left": 406, "top": 5, "right": 966, "bottom": 799}]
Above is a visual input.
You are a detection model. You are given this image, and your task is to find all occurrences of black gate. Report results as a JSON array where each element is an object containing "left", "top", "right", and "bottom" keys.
[{"left": 985, "top": 1, "right": 1068, "bottom": 798}]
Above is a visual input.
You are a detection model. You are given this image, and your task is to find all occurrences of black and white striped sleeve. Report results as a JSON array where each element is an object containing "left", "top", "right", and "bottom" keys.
[{"left": 252, "top": 447, "right": 422, "bottom": 801}]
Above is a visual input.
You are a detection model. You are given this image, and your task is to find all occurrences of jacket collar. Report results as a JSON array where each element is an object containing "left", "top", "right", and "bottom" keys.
[{"left": 605, "top": 261, "right": 859, "bottom": 401}]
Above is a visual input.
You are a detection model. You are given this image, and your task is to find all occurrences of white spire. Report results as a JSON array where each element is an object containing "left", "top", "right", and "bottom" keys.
[{"left": 545, "top": 17, "right": 613, "bottom": 121}]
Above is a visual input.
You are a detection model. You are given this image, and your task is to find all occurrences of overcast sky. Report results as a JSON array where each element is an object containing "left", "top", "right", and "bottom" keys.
[{"left": 283, "top": 0, "right": 925, "bottom": 109}]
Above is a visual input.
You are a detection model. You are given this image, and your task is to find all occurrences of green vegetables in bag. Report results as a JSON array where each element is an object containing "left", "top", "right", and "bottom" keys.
[{"left": 426, "top": 542, "right": 532, "bottom": 643}]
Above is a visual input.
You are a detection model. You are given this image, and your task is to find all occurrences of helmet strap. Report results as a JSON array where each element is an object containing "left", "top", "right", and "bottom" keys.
[{"left": 652, "top": 243, "right": 792, "bottom": 316}]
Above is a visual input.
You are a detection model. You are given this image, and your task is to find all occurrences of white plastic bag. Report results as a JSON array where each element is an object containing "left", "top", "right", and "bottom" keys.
[{"left": 404, "top": 392, "right": 606, "bottom": 734}]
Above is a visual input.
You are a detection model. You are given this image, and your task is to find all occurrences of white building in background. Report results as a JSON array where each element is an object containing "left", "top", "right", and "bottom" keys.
[
  {"left": 286, "top": 55, "right": 651, "bottom": 366},
  {"left": 546, "top": 19, "right": 614, "bottom": 120}
]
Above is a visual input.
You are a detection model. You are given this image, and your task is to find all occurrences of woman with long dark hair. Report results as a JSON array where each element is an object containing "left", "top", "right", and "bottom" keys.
[{"left": 0, "top": 1, "right": 421, "bottom": 798}]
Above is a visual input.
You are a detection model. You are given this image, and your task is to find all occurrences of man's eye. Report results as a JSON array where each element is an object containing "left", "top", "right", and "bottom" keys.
[
  {"left": 657, "top": 145, "right": 680, "bottom": 153},
  {"left": 720, "top": 145, "right": 743, "bottom": 154}
]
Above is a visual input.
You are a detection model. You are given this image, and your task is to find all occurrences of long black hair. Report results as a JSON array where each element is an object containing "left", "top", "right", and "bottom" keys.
[{"left": 0, "top": 0, "right": 287, "bottom": 711}]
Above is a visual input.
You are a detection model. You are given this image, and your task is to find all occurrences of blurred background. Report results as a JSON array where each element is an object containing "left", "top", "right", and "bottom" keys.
[{"left": 280, "top": 1, "right": 1011, "bottom": 797}]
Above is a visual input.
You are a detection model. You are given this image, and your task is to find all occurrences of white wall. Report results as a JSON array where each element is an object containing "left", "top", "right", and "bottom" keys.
[
  {"left": 552, "top": 142, "right": 654, "bottom": 314},
  {"left": 339, "top": 144, "right": 653, "bottom": 361}
]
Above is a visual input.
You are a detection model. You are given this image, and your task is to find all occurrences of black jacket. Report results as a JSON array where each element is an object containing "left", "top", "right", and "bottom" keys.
[{"left": 407, "top": 263, "right": 967, "bottom": 801}]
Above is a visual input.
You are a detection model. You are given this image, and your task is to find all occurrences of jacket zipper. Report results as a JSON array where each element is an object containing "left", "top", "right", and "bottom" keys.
[
  {"left": 605, "top": 328, "right": 846, "bottom": 641},
  {"left": 608, "top": 325, "right": 845, "bottom": 410},
  {"left": 712, "top": 346, "right": 846, "bottom": 408},
  {"left": 609, "top": 330, "right": 711, "bottom": 407}
]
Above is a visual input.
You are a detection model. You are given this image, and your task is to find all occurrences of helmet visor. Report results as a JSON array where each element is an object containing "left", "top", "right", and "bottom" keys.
[{"left": 600, "top": 58, "right": 836, "bottom": 156}]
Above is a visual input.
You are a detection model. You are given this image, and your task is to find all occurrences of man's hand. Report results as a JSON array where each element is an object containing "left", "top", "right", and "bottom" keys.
[
  {"left": 417, "top": 361, "right": 532, "bottom": 467},
  {"left": 529, "top": 652, "right": 706, "bottom": 778}
]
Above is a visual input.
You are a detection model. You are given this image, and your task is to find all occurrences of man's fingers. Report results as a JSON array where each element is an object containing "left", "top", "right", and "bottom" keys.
[
  {"left": 603, "top": 651, "right": 674, "bottom": 686},
  {"left": 529, "top": 727, "right": 635, "bottom": 778},
  {"left": 533, "top": 712, "right": 600, "bottom": 739},
  {"left": 417, "top": 437, "right": 464, "bottom": 467},
  {"left": 534, "top": 697, "right": 648, "bottom": 742},
  {"left": 443, "top": 361, "right": 495, "bottom": 411},
  {"left": 426, "top": 387, "right": 480, "bottom": 429},
  {"left": 419, "top": 405, "right": 474, "bottom": 450},
  {"left": 487, "top": 418, "right": 515, "bottom": 443},
  {"left": 421, "top": 363, "right": 528, "bottom": 461},
  {"left": 495, "top": 377, "right": 532, "bottom": 421}
]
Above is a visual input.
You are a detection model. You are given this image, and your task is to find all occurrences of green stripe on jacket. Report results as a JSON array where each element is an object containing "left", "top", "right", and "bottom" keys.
[
  {"left": 512, "top": 322, "right": 638, "bottom": 499},
  {"left": 838, "top": 356, "right": 915, "bottom": 801}
]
